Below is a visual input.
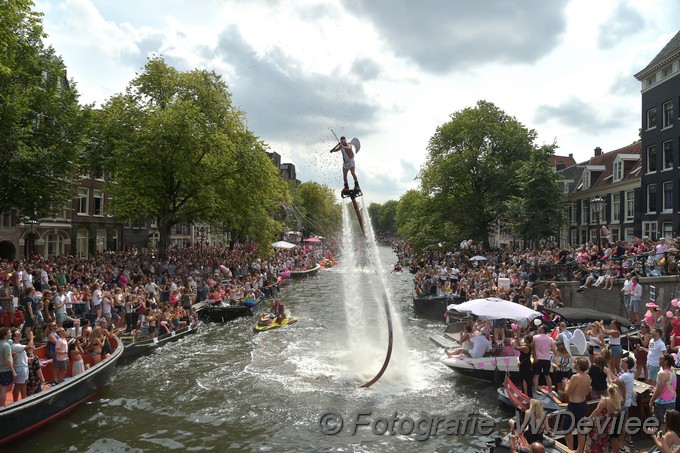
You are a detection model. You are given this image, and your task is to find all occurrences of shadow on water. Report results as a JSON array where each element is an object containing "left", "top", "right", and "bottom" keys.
[{"left": 10, "top": 246, "right": 508, "bottom": 452}]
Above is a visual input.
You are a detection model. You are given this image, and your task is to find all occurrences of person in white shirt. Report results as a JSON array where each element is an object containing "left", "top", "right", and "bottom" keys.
[
  {"left": 92, "top": 283, "right": 103, "bottom": 318},
  {"left": 621, "top": 273, "right": 633, "bottom": 311},
  {"left": 467, "top": 332, "right": 492, "bottom": 358},
  {"left": 644, "top": 328, "right": 667, "bottom": 386},
  {"left": 40, "top": 268, "right": 49, "bottom": 291},
  {"left": 10, "top": 329, "right": 33, "bottom": 401},
  {"left": 22, "top": 269, "right": 33, "bottom": 292},
  {"left": 65, "top": 286, "right": 74, "bottom": 316},
  {"left": 53, "top": 289, "right": 67, "bottom": 324},
  {"left": 656, "top": 238, "right": 669, "bottom": 262}
]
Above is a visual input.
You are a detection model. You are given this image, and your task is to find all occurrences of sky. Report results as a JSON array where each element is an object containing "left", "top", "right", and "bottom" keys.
[{"left": 34, "top": 0, "right": 680, "bottom": 204}]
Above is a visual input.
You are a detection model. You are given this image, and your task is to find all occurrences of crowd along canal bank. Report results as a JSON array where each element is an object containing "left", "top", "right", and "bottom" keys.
[{"left": 9, "top": 246, "right": 515, "bottom": 453}]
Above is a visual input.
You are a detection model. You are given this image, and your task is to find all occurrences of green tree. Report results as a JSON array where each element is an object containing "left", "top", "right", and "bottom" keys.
[
  {"left": 368, "top": 200, "right": 398, "bottom": 235},
  {"left": 395, "top": 190, "right": 448, "bottom": 253},
  {"left": 291, "top": 181, "right": 341, "bottom": 238},
  {"left": 504, "top": 145, "right": 566, "bottom": 245},
  {"left": 94, "top": 58, "right": 289, "bottom": 256},
  {"left": 0, "top": 0, "right": 86, "bottom": 218},
  {"left": 420, "top": 100, "right": 536, "bottom": 247}
]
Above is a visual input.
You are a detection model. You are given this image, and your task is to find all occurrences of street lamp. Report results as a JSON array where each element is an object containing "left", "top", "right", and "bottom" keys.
[
  {"left": 21, "top": 217, "right": 41, "bottom": 257},
  {"left": 590, "top": 195, "right": 605, "bottom": 250}
]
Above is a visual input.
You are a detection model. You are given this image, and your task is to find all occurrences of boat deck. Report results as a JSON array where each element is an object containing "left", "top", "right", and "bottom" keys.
[{"left": 429, "top": 334, "right": 457, "bottom": 349}]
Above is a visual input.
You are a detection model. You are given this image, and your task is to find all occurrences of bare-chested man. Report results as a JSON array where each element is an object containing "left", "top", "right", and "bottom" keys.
[
  {"left": 562, "top": 356, "right": 591, "bottom": 452},
  {"left": 330, "top": 136, "right": 360, "bottom": 192}
]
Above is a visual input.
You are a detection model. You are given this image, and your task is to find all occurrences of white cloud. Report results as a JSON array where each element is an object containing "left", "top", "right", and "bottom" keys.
[{"left": 34, "top": 0, "right": 680, "bottom": 203}]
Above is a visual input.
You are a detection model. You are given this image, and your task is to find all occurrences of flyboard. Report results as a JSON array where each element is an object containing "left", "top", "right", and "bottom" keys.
[{"left": 330, "top": 130, "right": 393, "bottom": 389}]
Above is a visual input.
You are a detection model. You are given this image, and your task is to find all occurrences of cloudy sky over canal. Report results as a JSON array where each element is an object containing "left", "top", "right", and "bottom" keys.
[{"left": 36, "top": 0, "right": 679, "bottom": 202}]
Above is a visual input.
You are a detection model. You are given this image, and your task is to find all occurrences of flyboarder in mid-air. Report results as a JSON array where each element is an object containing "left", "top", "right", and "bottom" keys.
[{"left": 330, "top": 136, "right": 361, "bottom": 194}]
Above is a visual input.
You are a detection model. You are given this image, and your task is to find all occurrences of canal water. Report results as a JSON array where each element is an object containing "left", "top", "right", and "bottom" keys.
[{"left": 12, "top": 246, "right": 505, "bottom": 453}]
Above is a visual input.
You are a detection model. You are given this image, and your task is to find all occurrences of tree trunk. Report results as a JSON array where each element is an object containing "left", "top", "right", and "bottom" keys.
[{"left": 158, "top": 221, "right": 173, "bottom": 259}]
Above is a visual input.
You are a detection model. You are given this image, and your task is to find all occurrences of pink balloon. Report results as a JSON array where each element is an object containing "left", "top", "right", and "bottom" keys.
[
  {"left": 511, "top": 323, "right": 518, "bottom": 330},
  {"left": 667, "top": 311, "right": 674, "bottom": 318},
  {"left": 673, "top": 299, "right": 679, "bottom": 307}
]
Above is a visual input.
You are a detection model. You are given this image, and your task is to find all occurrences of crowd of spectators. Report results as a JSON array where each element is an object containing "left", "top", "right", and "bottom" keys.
[
  {"left": 0, "top": 239, "right": 339, "bottom": 342},
  {"left": 407, "top": 235, "right": 680, "bottom": 307}
]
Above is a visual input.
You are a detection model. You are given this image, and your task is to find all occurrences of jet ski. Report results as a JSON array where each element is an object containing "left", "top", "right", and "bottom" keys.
[{"left": 254, "top": 313, "right": 297, "bottom": 332}]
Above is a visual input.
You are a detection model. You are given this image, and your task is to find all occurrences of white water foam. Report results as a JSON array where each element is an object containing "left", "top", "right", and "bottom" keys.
[{"left": 337, "top": 198, "right": 412, "bottom": 389}]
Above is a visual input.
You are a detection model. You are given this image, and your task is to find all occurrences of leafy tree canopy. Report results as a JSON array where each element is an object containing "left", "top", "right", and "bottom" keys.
[
  {"left": 0, "top": 0, "right": 86, "bottom": 219},
  {"left": 284, "top": 182, "right": 341, "bottom": 239},
  {"left": 504, "top": 144, "right": 565, "bottom": 244},
  {"left": 94, "top": 57, "right": 289, "bottom": 256},
  {"left": 419, "top": 100, "right": 538, "bottom": 247}
]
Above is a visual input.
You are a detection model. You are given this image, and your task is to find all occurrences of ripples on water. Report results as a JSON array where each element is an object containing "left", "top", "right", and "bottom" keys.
[{"left": 11, "top": 247, "right": 507, "bottom": 453}]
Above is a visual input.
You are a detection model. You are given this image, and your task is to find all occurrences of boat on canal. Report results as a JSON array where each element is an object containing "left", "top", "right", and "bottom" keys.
[
  {"left": 119, "top": 321, "right": 198, "bottom": 359},
  {"left": 0, "top": 335, "right": 123, "bottom": 445},
  {"left": 413, "top": 292, "right": 462, "bottom": 321},
  {"left": 289, "top": 263, "right": 321, "bottom": 279},
  {"left": 194, "top": 298, "right": 262, "bottom": 323}
]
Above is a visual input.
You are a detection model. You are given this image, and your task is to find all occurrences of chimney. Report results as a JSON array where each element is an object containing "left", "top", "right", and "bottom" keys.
[
  {"left": 569, "top": 153, "right": 573, "bottom": 159},
  {"left": 594, "top": 147, "right": 602, "bottom": 157}
]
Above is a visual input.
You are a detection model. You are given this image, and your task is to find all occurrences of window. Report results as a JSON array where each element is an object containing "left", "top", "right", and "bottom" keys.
[
  {"left": 110, "top": 229, "right": 118, "bottom": 251},
  {"left": 589, "top": 204, "right": 599, "bottom": 225},
  {"left": 647, "top": 107, "right": 658, "bottom": 129},
  {"left": 581, "top": 201, "right": 589, "bottom": 225},
  {"left": 613, "top": 160, "right": 623, "bottom": 181},
  {"left": 583, "top": 171, "right": 590, "bottom": 189},
  {"left": 625, "top": 190, "right": 635, "bottom": 222},
  {"left": 590, "top": 228, "right": 597, "bottom": 243},
  {"left": 94, "top": 165, "right": 104, "bottom": 181},
  {"left": 664, "top": 140, "right": 674, "bottom": 169},
  {"left": 648, "top": 75, "right": 657, "bottom": 87},
  {"left": 643, "top": 221, "right": 658, "bottom": 241},
  {"left": 570, "top": 229, "right": 578, "bottom": 247},
  {"left": 664, "top": 182, "right": 673, "bottom": 212},
  {"left": 77, "top": 229, "right": 88, "bottom": 257},
  {"left": 663, "top": 222, "right": 673, "bottom": 239},
  {"left": 624, "top": 228, "right": 634, "bottom": 242},
  {"left": 93, "top": 190, "right": 103, "bottom": 216},
  {"left": 580, "top": 229, "right": 587, "bottom": 245},
  {"left": 571, "top": 203, "right": 577, "bottom": 226},
  {"left": 647, "top": 145, "right": 657, "bottom": 173},
  {"left": 96, "top": 229, "right": 106, "bottom": 253},
  {"left": 46, "top": 233, "right": 65, "bottom": 257},
  {"left": 611, "top": 227, "right": 620, "bottom": 243},
  {"left": 647, "top": 184, "right": 657, "bottom": 213},
  {"left": 612, "top": 193, "right": 620, "bottom": 223},
  {"left": 77, "top": 187, "right": 88, "bottom": 215},
  {"left": 663, "top": 100, "right": 674, "bottom": 129}
]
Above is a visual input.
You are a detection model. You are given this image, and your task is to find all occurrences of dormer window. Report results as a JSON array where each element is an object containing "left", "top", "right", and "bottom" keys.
[
  {"left": 583, "top": 165, "right": 605, "bottom": 190},
  {"left": 613, "top": 161, "right": 623, "bottom": 182},
  {"left": 614, "top": 153, "right": 640, "bottom": 182}
]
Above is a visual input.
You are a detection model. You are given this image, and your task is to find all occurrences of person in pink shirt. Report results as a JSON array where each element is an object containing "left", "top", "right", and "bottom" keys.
[
  {"left": 532, "top": 325, "right": 556, "bottom": 396},
  {"left": 577, "top": 246, "right": 590, "bottom": 264}
]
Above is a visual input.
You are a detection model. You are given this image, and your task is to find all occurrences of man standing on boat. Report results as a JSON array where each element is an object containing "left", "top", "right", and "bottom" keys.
[
  {"left": 532, "top": 325, "right": 555, "bottom": 397},
  {"left": 330, "top": 136, "right": 360, "bottom": 193}
]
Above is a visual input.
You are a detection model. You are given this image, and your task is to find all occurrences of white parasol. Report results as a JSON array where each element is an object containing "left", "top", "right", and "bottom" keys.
[
  {"left": 272, "top": 241, "right": 297, "bottom": 249},
  {"left": 448, "top": 297, "right": 541, "bottom": 323},
  {"left": 469, "top": 256, "right": 487, "bottom": 261}
]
